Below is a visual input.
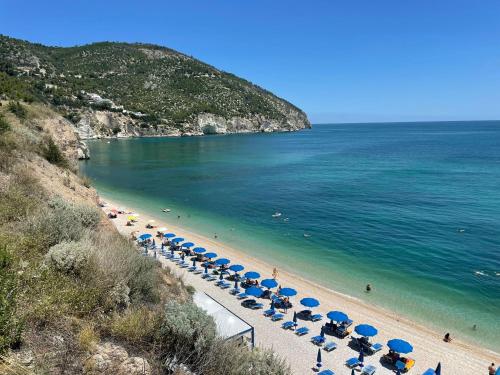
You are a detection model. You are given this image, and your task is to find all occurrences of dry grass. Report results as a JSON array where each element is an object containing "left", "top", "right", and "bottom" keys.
[{"left": 77, "top": 323, "right": 99, "bottom": 353}]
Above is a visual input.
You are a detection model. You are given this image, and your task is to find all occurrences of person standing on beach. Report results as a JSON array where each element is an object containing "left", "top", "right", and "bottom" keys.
[
  {"left": 272, "top": 267, "right": 278, "bottom": 279},
  {"left": 488, "top": 363, "right": 496, "bottom": 375}
]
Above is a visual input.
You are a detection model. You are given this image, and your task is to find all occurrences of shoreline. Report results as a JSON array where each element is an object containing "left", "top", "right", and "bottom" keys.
[{"left": 101, "top": 195, "right": 498, "bottom": 374}]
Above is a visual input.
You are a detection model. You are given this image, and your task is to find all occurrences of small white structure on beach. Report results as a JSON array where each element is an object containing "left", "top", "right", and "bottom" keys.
[{"left": 193, "top": 292, "right": 254, "bottom": 346}]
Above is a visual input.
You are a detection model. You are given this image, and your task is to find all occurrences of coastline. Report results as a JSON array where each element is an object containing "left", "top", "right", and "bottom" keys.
[{"left": 101, "top": 194, "right": 498, "bottom": 374}]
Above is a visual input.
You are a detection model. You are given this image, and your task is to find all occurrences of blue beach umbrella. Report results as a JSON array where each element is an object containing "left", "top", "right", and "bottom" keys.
[
  {"left": 171, "top": 237, "right": 184, "bottom": 243},
  {"left": 138, "top": 233, "right": 152, "bottom": 240},
  {"left": 204, "top": 264, "right": 209, "bottom": 274},
  {"left": 182, "top": 242, "right": 194, "bottom": 248},
  {"left": 215, "top": 258, "right": 230, "bottom": 266},
  {"left": 246, "top": 286, "right": 263, "bottom": 297},
  {"left": 234, "top": 278, "right": 239, "bottom": 290},
  {"left": 244, "top": 271, "right": 261, "bottom": 280},
  {"left": 164, "top": 233, "right": 176, "bottom": 238},
  {"left": 300, "top": 297, "right": 320, "bottom": 308},
  {"left": 355, "top": 324, "right": 378, "bottom": 337},
  {"left": 261, "top": 279, "right": 278, "bottom": 289},
  {"left": 193, "top": 247, "right": 206, "bottom": 254},
  {"left": 327, "top": 311, "right": 348, "bottom": 322},
  {"left": 205, "top": 252, "right": 217, "bottom": 259},
  {"left": 229, "top": 264, "right": 244, "bottom": 273},
  {"left": 279, "top": 287, "right": 297, "bottom": 297},
  {"left": 316, "top": 348, "right": 322, "bottom": 369},
  {"left": 387, "top": 339, "right": 413, "bottom": 354},
  {"left": 435, "top": 362, "right": 441, "bottom": 375}
]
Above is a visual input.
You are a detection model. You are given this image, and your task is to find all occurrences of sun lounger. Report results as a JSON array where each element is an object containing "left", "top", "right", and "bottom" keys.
[
  {"left": 361, "top": 365, "right": 376, "bottom": 375},
  {"left": 236, "top": 292, "right": 248, "bottom": 299},
  {"left": 311, "top": 313, "right": 323, "bottom": 322},
  {"left": 271, "top": 313, "right": 284, "bottom": 321},
  {"left": 201, "top": 273, "right": 210, "bottom": 279},
  {"left": 318, "top": 370, "right": 335, "bottom": 375},
  {"left": 263, "top": 309, "right": 276, "bottom": 317},
  {"left": 193, "top": 268, "right": 203, "bottom": 274},
  {"left": 323, "top": 341, "right": 337, "bottom": 352},
  {"left": 219, "top": 281, "right": 230, "bottom": 289},
  {"left": 282, "top": 321, "right": 294, "bottom": 330},
  {"left": 206, "top": 275, "right": 217, "bottom": 281},
  {"left": 188, "top": 266, "right": 197, "bottom": 271},
  {"left": 229, "top": 288, "right": 240, "bottom": 295},
  {"left": 179, "top": 262, "right": 189, "bottom": 268},
  {"left": 311, "top": 335, "right": 326, "bottom": 345},
  {"left": 421, "top": 369, "right": 435, "bottom": 375},
  {"left": 367, "top": 343, "right": 383, "bottom": 353},
  {"left": 295, "top": 327, "right": 309, "bottom": 336},
  {"left": 346, "top": 357, "right": 361, "bottom": 368}
]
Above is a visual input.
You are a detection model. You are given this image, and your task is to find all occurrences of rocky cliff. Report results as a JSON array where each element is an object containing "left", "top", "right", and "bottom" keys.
[{"left": 0, "top": 35, "right": 311, "bottom": 140}]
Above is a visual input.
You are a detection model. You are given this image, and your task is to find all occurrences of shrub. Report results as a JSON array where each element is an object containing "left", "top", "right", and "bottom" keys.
[
  {"left": 77, "top": 323, "right": 99, "bottom": 353},
  {"left": 45, "top": 240, "right": 91, "bottom": 275},
  {"left": 0, "top": 245, "right": 23, "bottom": 354},
  {"left": 42, "top": 137, "right": 68, "bottom": 168},
  {"left": 109, "top": 306, "right": 161, "bottom": 345},
  {"left": 0, "top": 114, "right": 10, "bottom": 133},
  {"left": 7, "top": 101, "right": 27, "bottom": 120},
  {"left": 158, "top": 300, "right": 216, "bottom": 367}
]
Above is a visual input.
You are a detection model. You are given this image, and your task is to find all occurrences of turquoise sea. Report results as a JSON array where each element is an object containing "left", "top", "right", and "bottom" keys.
[{"left": 80, "top": 121, "right": 500, "bottom": 352}]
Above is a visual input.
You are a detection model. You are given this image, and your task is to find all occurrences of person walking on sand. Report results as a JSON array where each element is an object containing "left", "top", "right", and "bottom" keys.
[{"left": 488, "top": 363, "right": 496, "bottom": 375}]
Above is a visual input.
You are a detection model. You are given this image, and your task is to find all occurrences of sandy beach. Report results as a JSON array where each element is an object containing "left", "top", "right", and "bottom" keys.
[{"left": 102, "top": 197, "right": 498, "bottom": 375}]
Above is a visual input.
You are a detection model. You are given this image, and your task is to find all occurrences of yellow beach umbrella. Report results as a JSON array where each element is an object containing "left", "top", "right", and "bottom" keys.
[{"left": 127, "top": 215, "right": 137, "bottom": 221}]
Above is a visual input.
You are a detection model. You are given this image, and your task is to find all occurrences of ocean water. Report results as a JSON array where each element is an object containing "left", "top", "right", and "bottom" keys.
[{"left": 80, "top": 122, "right": 500, "bottom": 351}]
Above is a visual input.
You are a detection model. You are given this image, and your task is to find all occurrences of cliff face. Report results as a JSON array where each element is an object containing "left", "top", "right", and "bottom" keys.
[{"left": 0, "top": 35, "right": 311, "bottom": 139}]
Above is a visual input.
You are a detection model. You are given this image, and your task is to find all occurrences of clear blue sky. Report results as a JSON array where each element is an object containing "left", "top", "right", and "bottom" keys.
[{"left": 1, "top": 0, "right": 499, "bottom": 123}]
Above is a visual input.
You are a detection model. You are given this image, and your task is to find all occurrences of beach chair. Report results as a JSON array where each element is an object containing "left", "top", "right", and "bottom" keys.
[
  {"left": 263, "top": 309, "right": 275, "bottom": 317},
  {"left": 206, "top": 275, "right": 217, "bottom": 282},
  {"left": 187, "top": 265, "right": 196, "bottom": 272},
  {"left": 193, "top": 268, "right": 203, "bottom": 274},
  {"left": 311, "top": 335, "right": 326, "bottom": 345},
  {"left": 311, "top": 313, "right": 323, "bottom": 322},
  {"left": 317, "top": 370, "right": 335, "bottom": 375},
  {"left": 250, "top": 303, "right": 264, "bottom": 310},
  {"left": 229, "top": 288, "right": 240, "bottom": 295},
  {"left": 367, "top": 343, "right": 383, "bottom": 354},
  {"left": 421, "top": 370, "right": 435, "bottom": 375},
  {"left": 236, "top": 292, "right": 248, "bottom": 299},
  {"left": 323, "top": 341, "right": 337, "bottom": 352},
  {"left": 179, "top": 262, "right": 189, "bottom": 268},
  {"left": 361, "top": 365, "right": 376, "bottom": 375},
  {"left": 346, "top": 357, "right": 361, "bottom": 368},
  {"left": 271, "top": 313, "right": 284, "bottom": 321},
  {"left": 295, "top": 327, "right": 309, "bottom": 336},
  {"left": 282, "top": 321, "right": 294, "bottom": 330},
  {"left": 219, "top": 281, "right": 231, "bottom": 289}
]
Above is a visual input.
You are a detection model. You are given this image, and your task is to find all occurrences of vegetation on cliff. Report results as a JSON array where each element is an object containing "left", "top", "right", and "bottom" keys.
[
  {"left": 0, "top": 103, "right": 289, "bottom": 374},
  {"left": 0, "top": 35, "right": 310, "bottom": 135}
]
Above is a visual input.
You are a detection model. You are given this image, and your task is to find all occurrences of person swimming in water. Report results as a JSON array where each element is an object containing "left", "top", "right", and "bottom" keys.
[{"left": 366, "top": 283, "right": 372, "bottom": 292}]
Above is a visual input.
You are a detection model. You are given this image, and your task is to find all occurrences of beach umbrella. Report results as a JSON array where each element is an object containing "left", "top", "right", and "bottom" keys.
[
  {"left": 182, "top": 242, "right": 194, "bottom": 248},
  {"left": 261, "top": 279, "right": 278, "bottom": 289},
  {"left": 358, "top": 348, "right": 364, "bottom": 364},
  {"left": 138, "top": 233, "right": 152, "bottom": 240},
  {"left": 127, "top": 215, "right": 136, "bottom": 221},
  {"left": 244, "top": 271, "right": 261, "bottom": 280},
  {"left": 164, "top": 233, "right": 176, "bottom": 238},
  {"left": 205, "top": 252, "right": 217, "bottom": 259},
  {"left": 351, "top": 369, "right": 355, "bottom": 375},
  {"left": 171, "top": 237, "right": 184, "bottom": 243},
  {"left": 316, "top": 348, "right": 322, "bottom": 369},
  {"left": 327, "top": 311, "right": 348, "bottom": 322},
  {"left": 193, "top": 247, "right": 206, "bottom": 254},
  {"left": 234, "top": 279, "right": 239, "bottom": 290},
  {"left": 219, "top": 272, "right": 224, "bottom": 280},
  {"left": 320, "top": 325, "right": 325, "bottom": 338},
  {"left": 192, "top": 258, "right": 196, "bottom": 267},
  {"left": 204, "top": 264, "right": 209, "bottom": 274},
  {"left": 278, "top": 287, "right": 297, "bottom": 297},
  {"left": 435, "top": 362, "right": 441, "bottom": 375},
  {"left": 215, "top": 258, "right": 230, "bottom": 266},
  {"left": 246, "top": 286, "right": 263, "bottom": 298},
  {"left": 396, "top": 369, "right": 401, "bottom": 375},
  {"left": 229, "top": 264, "right": 244, "bottom": 272},
  {"left": 387, "top": 339, "right": 413, "bottom": 354},
  {"left": 355, "top": 324, "right": 378, "bottom": 337},
  {"left": 300, "top": 297, "right": 320, "bottom": 308}
]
